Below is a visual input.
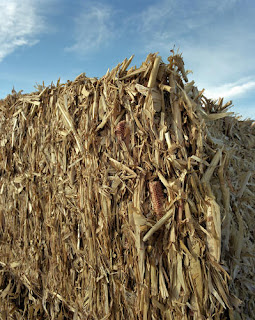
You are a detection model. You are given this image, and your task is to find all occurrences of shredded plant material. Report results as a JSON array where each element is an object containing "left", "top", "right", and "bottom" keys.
[{"left": 0, "top": 51, "right": 254, "bottom": 319}]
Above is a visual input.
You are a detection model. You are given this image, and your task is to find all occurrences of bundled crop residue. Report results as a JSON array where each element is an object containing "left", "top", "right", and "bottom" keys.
[{"left": 0, "top": 51, "right": 255, "bottom": 319}]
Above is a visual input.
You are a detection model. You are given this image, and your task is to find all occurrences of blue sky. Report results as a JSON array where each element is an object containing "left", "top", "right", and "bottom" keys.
[{"left": 0, "top": 0, "right": 255, "bottom": 119}]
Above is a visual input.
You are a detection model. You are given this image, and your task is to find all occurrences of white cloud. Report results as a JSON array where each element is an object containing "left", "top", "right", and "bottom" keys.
[
  {"left": 205, "top": 79, "right": 255, "bottom": 99},
  {"left": 0, "top": 0, "right": 44, "bottom": 61},
  {"left": 66, "top": 3, "right": 114, "bottom": 54}
]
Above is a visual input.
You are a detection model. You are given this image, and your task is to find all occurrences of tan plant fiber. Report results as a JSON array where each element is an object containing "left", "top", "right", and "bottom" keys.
[{"left": 0, "top": 51, "right": 254, "bottom": 319}]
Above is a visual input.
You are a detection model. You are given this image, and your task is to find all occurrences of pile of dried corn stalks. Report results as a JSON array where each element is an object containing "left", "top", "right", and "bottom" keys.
[{"left": 0, "top": 52, "right": 254, "bottom": 320}]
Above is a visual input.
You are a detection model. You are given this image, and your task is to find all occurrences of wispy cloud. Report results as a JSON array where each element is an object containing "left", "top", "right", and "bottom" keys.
[
  {"left": 205, "top": 79, "right": 255, "bottom": 99},
  {"left": 136, "top": 0, "right": 241, "bottom": 46},
  {"left": 66, "top": 3, "right": 114, "bottom": 54},
  {"left": 127, "top": 0, "right": 255, "bottom": 103},
  {"left": 0, "top": 0, "right": 45, "bottom": 62}
]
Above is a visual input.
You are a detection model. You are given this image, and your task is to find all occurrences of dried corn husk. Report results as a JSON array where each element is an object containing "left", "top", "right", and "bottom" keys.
[{"left": 0, "top": 50, "right": 254, "bottom": 319}]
